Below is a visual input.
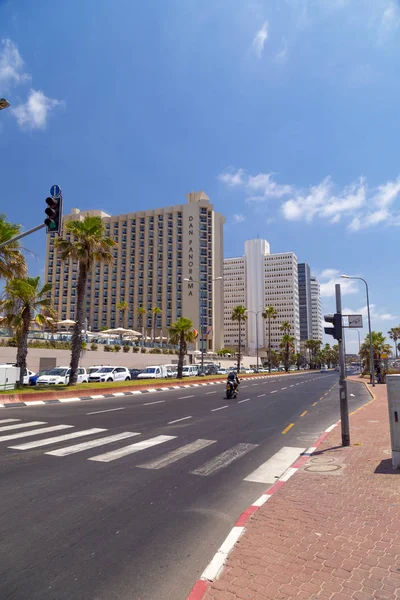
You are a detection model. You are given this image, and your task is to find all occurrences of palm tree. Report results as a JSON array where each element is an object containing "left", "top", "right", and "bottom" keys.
[
  {"left": 388, "top": 327, "right": 400, "bottom": 358},
  {"left": 305, "top": 339, "right": 322, "bottom": 369},
  {"left": 280, "top": 333, "right": 295, "bottom": 372},
  {"left": 116, "top": 300, "right": 129, "bottom": 327},
  {"left": 360, "top": 331, "right": 392, "bottom": 374},
  {"left": 169, "top": 317, "right": 195, "bottom": 378},
  {"left": 137, "top": 306, "right": 147, "bottom": 347},
  {"left": 55, "top": 215, "right": 116, "bottom": 385},
  {"left": 262, "top": 306, "right": 278, "bottom": 373},
  {"left": 280, "top": 321, "right": 292, "bottom": 334},
  {"left": 0, "top": 276, "right": 56, "bottom": 387},
  {"left": 0, "top": 214, "right": 27, "bottom": 280},
  {"left": 151, "top": 306, "right": 162, "bottom": 344},
  {"left": 232, "top": 305, "right": 247, "bottom": 372}
]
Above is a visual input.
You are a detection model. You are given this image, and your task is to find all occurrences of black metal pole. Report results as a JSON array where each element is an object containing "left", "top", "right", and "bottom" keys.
[{"left": 336, "top": 284, "right": 350, "bottom": 447}]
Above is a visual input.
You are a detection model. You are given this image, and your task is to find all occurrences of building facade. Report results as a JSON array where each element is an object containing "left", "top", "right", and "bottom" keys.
[
  {"left": 45, "top": 191, "right": 225, "bottom": 350},
  {"left": 223, "top": 239, "right": 300, "bottom": 355},
  {"left": 298, "top": 263, "right": 312, "bottom": 344},
  {"left": 310, "top": 275, "right": 323, "bottom": 341}
]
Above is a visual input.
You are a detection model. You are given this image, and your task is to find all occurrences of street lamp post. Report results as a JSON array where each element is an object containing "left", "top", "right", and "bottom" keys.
[
  {"left": 183, "top": 276, "right": 223, "bottom": 373},
  {"left": 341, "top": 275, "right": 374, "bottom": 387},
  {"left": 246, "top": 309, "right": 263, "bottom": 372}
]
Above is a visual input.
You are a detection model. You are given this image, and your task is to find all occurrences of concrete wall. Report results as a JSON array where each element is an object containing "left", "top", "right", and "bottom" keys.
[{"left": 0, "top": 346, "right": 259, "bottom": 373}]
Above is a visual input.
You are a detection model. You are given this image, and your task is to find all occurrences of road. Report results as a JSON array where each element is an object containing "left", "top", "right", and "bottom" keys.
[{"left": 0, "top": 371, "right": 369, "bottom": 600}]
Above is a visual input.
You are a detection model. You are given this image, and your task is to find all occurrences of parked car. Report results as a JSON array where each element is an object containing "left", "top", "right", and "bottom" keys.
[
  {"left": 29, "top": 369, "right": 52, "bottom": 386},
  {"left": 137, "top": 365, "right": 168, "bottom": 379},
  {"left": 87, "top": 366, "right": 107, "bottom": 376},
  {"left": 197, "top": 364, "right": 218, "bottom": 376},
  {"left": 217, "top": 368, "right": 227, "bottom": 375},
  {"left": 89, "top": 366, "right": 131, "bottom": 383},
  {"left": 36, "top": 367, "right": 88, "bottom": 385},
  {"left": 181, "top": 365, "right": 199, "bottom": 377},
  {"left": 320, "top": 365, "right": 328, "bottom": 373},
  {"left": 22, "top": 368, "right": 35, "bottom": 385},
  {"left": 129, "top": 368, "right": 142, "bottom": 379},
  {"left": 165, "top": 364, "right": 178, "bottom": 378}
]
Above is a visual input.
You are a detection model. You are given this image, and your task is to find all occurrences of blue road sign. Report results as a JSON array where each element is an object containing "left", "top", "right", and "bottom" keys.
[{"left": 50, "top": 184, "right": 61, "bottom": 198}]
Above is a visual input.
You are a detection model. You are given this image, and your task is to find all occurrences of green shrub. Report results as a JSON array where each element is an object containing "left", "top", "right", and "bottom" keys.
[
  {"left": 90, "top": 343, "right": 98, "bottom": 351},
  {"left": 113, "top": 344, "right": 121, "bottom": 352},
  {"left": 132, "top": 346, "right": 139, "bottom": 353},
  {"left": 150, "top": 347, "right": 161, "bottom": 354},
  {"left": 123, "top": 345, "right": 130, "bottom": 353},
  {"left": 81, "top": 342, "right": 87, "bottom": 350},
  {"left": 169, "top": 349, "right": 174, "bottom": 355},
  {"left": 162, "top": 349, "right": 169, "bottom": 354},
  {"left": 104, "top": 345, "right": 113, "bottom": 352},
  {"left": 7, "top": 337, "right": 18, "bottom": 347},
  {"left": 140, "top": 347, "right": 147, "bottom": 353}
]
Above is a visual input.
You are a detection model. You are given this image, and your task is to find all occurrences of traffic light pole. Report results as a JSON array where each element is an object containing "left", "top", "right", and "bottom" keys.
[
  {"left": 0, "top": 222, "right": 45, "bottom": 249},
  {"left": 336, "top": 283, "right": 350, "bottom": 447}
]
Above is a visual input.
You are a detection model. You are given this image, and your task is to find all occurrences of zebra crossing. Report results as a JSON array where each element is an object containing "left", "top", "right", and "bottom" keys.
[{"left": 0, "top": 418, "right": 261, "bottom": 478}]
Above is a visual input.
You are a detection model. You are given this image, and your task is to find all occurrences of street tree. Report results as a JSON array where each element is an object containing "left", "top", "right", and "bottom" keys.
[
  {"left": 137, "top": 307, "right": 147, "bottom": 346},
  {"left": 0, "top": 214, "right": 26, "bottom": 280},
  {"left": 116, "top": 300, "right": 129, "bottom": 328},
  {"left": 0, "top": 276, "right": 56, "bottom": 387},
  {"left": 151, "top": 306, "right": 162, "bottom": 344},
  {"left": 168, "top": 317, "right": 195, "bottom": 378},
  {"left": 262, "top": 306, "right": 278, "bottom": 373},
  {"left": 360, "top": 331, "right": 392, "bottom": 374},
  {"left": 388, "top": 326, "right": 400, "bottom": 358},
  {"left": 280, "top": 333, "right": 295, "bottom": 372},
  {"left": 231, "top": 305, "right": 247, "bottom": 372},
  {"left": 55, "top": 215, "right": 116, "bottom": 385}
]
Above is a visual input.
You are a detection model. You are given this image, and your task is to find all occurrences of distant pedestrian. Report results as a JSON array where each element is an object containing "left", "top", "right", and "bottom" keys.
[{"left": 376, "top": 364, "right": 382, "bottom": 384}]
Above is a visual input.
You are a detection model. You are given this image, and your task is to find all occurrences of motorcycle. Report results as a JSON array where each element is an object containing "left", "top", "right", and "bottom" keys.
[{"left": 226, "top": 381, "right": 238, "bottom": 399}]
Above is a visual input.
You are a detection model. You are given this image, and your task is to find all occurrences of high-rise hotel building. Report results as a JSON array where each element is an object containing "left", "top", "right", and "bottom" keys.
[
  {"left": 45, "top": 191, "right": 225, "bottom": 350},
  {"left": 224, "top": 239, "right": 300, "bottom": 354}
]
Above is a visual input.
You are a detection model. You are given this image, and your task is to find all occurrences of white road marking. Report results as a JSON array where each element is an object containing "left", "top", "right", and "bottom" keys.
[
  {"left": 270, "top": 390, "right": 277, "bottom": 394},
  {"left": 191, "top": 443, "right": 258, "bottom": 476},
  {"left": 257, "top": 394, "right": 266, "bottom": 398},
  {"left": 178, "top": 395, "right": 194, "bottom": 400},
  {"left": 0, "top": 419, "right": 20, "bottom": 424},
  {"left": 206, "top": 391, "right": 217, "bottom": 395},
  {"left": 87, "top": 407, "right": 125, "bottom": 415},
  {"left": 201, "top": 527, "right": 244, "bottom": 581},
  {"left": 90, "top": 395, "right": 104, "bottom": 399},
  {"left": 167, "top": 416, "right": 192, "bottom": 425},
  {"left": 279, "top": 467, "right": 297, "bottom": 482},
  {"left": 113, "top": 392, "right": 125, "bottom": 397},
  {"left": 325, "top": 424, "right": 337, "bottom": 433},
  {"left": 58, "top": 397, "right": 81, "bottom": 403},
  {"left": 252, "top": 384, "right": 259, "bottom": 387},
  {"left": 305, "top": 446, "right": 317, "bottom": 454},
  {"left": 211, "top": 405, "right": 229, "bottom": 412},
  {"left": 244, "top": 446, "right": 305, "bottom": 484},
  {"left": 143, "top": 400, "right": 165, "bottom": 406},
  {"left": 22, "top": 400, "right": 44, "bottom": 405},
  {"left": 46, "top": 432, "right": 140, "bottom": 456},
  {"left": 10, "top": 428, "right": 106, "bottom": 450},
  {"left": 0, "top": 425, "right": 72, "bottom": 443},
  {"left": 0, "top": 421, "right": 46, "bottom": 432},
  {"left": 290, "top": 385, "right": 294, "bottom": 388},
  {"left": 241, "top": 385, "right": 248, "bottom": 388},
  {"left": 252, "top": 493, "right": 271, "bottom": 507},
  {"left": 88, "top": 434, "right": 176, "bottom": 463},
  {"left": 138, "top": 438, "right": 216, "bottom": 470},
  {"left": 281, "top": 387, "right": 287, "bottom": 390},
  {"left": 238, "top": 398, "right": 250, "bottom": 404}
]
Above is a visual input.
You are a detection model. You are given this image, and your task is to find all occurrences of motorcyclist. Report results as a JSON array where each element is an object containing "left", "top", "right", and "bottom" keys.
[{"left": 227, "top": 370, "right": 240, "bottom": 393}]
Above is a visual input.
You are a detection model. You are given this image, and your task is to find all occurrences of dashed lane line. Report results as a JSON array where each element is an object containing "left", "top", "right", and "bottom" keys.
[
  {"left": 167, "top": 416, "right": 192, "bottom": 425},
  {"left": 282, "top": 423, "right": 294, "bottom": 435}
]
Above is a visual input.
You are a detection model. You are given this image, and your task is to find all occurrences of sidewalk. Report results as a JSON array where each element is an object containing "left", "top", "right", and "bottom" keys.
[{"left": 196, "top": 379, "right": 400, "bottom": 600}]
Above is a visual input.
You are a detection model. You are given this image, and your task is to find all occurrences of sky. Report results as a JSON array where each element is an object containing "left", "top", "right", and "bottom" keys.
[{"left": 0, "top": 0, "right": 399, "bottom": 353}]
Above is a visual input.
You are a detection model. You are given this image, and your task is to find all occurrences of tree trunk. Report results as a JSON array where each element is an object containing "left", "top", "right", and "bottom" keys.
[
  {"left": 16, "top": 307, "right": 31, "bottom": 387},
  {"left": 177, "top": 332, "right": 185, "bottom": 378},
  {"left": 268, "top": 317, "right": 271, "bottom": 373},
  {"left": 69, "top": 262, "right": 87, "bottom": 385},
  {"left": 237, "top": 317, "right": 241, "bottom": 372},
  {"left": 284, "top": 343, "right": 289, "bottom": 372},
  {"left": 153, "top": 313, "right": 156, "bottom": 345}
]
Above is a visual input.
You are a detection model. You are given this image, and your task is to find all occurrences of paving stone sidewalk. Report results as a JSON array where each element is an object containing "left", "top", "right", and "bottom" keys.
[{"left": 204, "top": 379, "right": 400, "bottom": 600}]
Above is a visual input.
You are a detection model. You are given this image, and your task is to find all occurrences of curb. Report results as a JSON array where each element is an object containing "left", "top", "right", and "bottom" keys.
[
  {"left": 0, "top": 373, "right": 299, "bottom": 409},
  {"left": 185, "top": 423, "right": 339, "bottom": 600}
]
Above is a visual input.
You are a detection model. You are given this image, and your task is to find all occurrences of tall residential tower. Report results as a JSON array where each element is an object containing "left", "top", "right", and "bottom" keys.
[{"left": 310, "top": 275, "right": 323, "bottom": 341}]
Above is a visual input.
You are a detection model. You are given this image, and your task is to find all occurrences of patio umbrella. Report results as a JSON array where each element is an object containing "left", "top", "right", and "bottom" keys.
[
  {"left": 101, "top": 327, "right": 141, "bottom": 336},
  {"left": 57, "top": 319, "right": 76, "bottom": 326}
]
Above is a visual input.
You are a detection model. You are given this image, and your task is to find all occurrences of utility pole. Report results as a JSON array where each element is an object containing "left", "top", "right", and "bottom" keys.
[{"left": 336, "top": 284, "right": 350, "bottom": 447}]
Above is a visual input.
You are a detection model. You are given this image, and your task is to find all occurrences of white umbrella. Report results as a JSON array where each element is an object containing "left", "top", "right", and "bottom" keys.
[
  {"left": 97, "top": 332, "right": 118, "bottom": 338},
  {"left": 102, "top": 327, "right": 141, "bottom": 336},
  {"left": 57, "top": 319, "right": 76, "bottom": 326}
]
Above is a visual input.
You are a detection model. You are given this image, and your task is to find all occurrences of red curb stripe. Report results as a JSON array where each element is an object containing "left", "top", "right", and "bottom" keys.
[
  {"left": 235, "top": 505, "right": 259, "bottom": 527},
  {"left": 186, "top": 579, "right": 211, "bottom": 600},
  {"left": 265, "top": 480, "right": 285, "bottom": 495},
  {"left": 292, "top": 456, "right": 309, "bottom": 469}
]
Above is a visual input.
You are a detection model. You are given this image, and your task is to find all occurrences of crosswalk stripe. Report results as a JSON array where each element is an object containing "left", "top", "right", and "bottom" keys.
[
  {"left": 244, "top": 446, "right": 305, "bottom": 483},
  {"left": 0, "top": 419, "right": 20, "bottom": 424},
  {"left": 46, "top": 432, "right": 141, "bottom": 456},
  {"left": 0, "top": 421, "right": 46, "bottom": 432},
  {"left": 138, "top": 438, "right": 216, "bottom": 470},
  {"left": 0, "top": 425, "right": 72, "bottom": 443},
  {"left": 88, "top": 434, "right": 176, "bottom": 463},
  {"left": 191, "top": 443, "right": 258, "bottom": 476},
  {"left": 9, "top": 428, "right": 106, "bottom": 450}
]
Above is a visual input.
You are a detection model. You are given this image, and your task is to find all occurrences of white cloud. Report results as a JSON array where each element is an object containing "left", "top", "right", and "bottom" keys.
[
  {"left": 343, "top": 304, "right": 398, "bottom": 322},
  {"left": 275, "top": 38, "right": 288, "bottom": 63},
  {"left": 233, "top": 213, "right": 246, "bottom": 223},
  {"left": 379, "top": 0, "right": 400, "bottom": 37},
  {"left": 11, "top": 89, "right": 62, "bottom": 130},
  {"left": 252, "top": 21, "right": 268, "bottom": 58},
  {"left": 318, "top": 268, "right": 359, "bottom": 297},
  {"left": 219, "top": 167, "right": 400, "bottom": 230},
  {"left": 0, "top": 38, "right": 29, "bottom": 88}
]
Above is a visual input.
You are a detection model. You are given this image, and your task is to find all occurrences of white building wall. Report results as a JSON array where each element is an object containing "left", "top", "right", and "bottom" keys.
[
  {"left": 245, "top": 239, "right": 270, "bottom": 354},
  {"left": 310, "top": 275, "right": 323, "bottom": 341},
  {"left": 223, "top": 258, "right": 246, "bottom": 349}
]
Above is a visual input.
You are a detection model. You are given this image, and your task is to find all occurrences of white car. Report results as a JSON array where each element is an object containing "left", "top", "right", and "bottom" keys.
[
  {"left": 37, "top": 367, "right": 88, "bottom": 385},
  {"left": 217, "top": 368, "right": 227, "bottom": 375},
  {"left": 89, "top": 366, "right": 131, "bottom": 383},
  {"left": 23, "top": 369, "right": 35, "bottom": 385},
  {"left": 320, "top": 366, "right": 328, "bottom": 373},
  {"left": 137, "top": 365, "right": 168, "bottom": 379},
  {"left": 165, "top": 364, "right": 178, "bottom": 378}
]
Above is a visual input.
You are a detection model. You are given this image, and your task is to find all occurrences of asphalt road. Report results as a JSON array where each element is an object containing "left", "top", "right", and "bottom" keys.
[{"left": 0, "top": 371, "right": 370, "bottom": 600}]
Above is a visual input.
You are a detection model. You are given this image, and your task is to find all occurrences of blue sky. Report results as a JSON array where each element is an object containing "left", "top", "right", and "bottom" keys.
[{"left": 0, "top": 0, "right": 399, "bottom": 352}]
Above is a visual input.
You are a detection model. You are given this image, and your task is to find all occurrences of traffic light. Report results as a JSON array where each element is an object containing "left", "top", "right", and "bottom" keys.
[
  {"left": 44, "top": 196, "right": 62, "bottom": 234},
  {"left": 324, "top": 313, "right": 342, "bottom": 341}
]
